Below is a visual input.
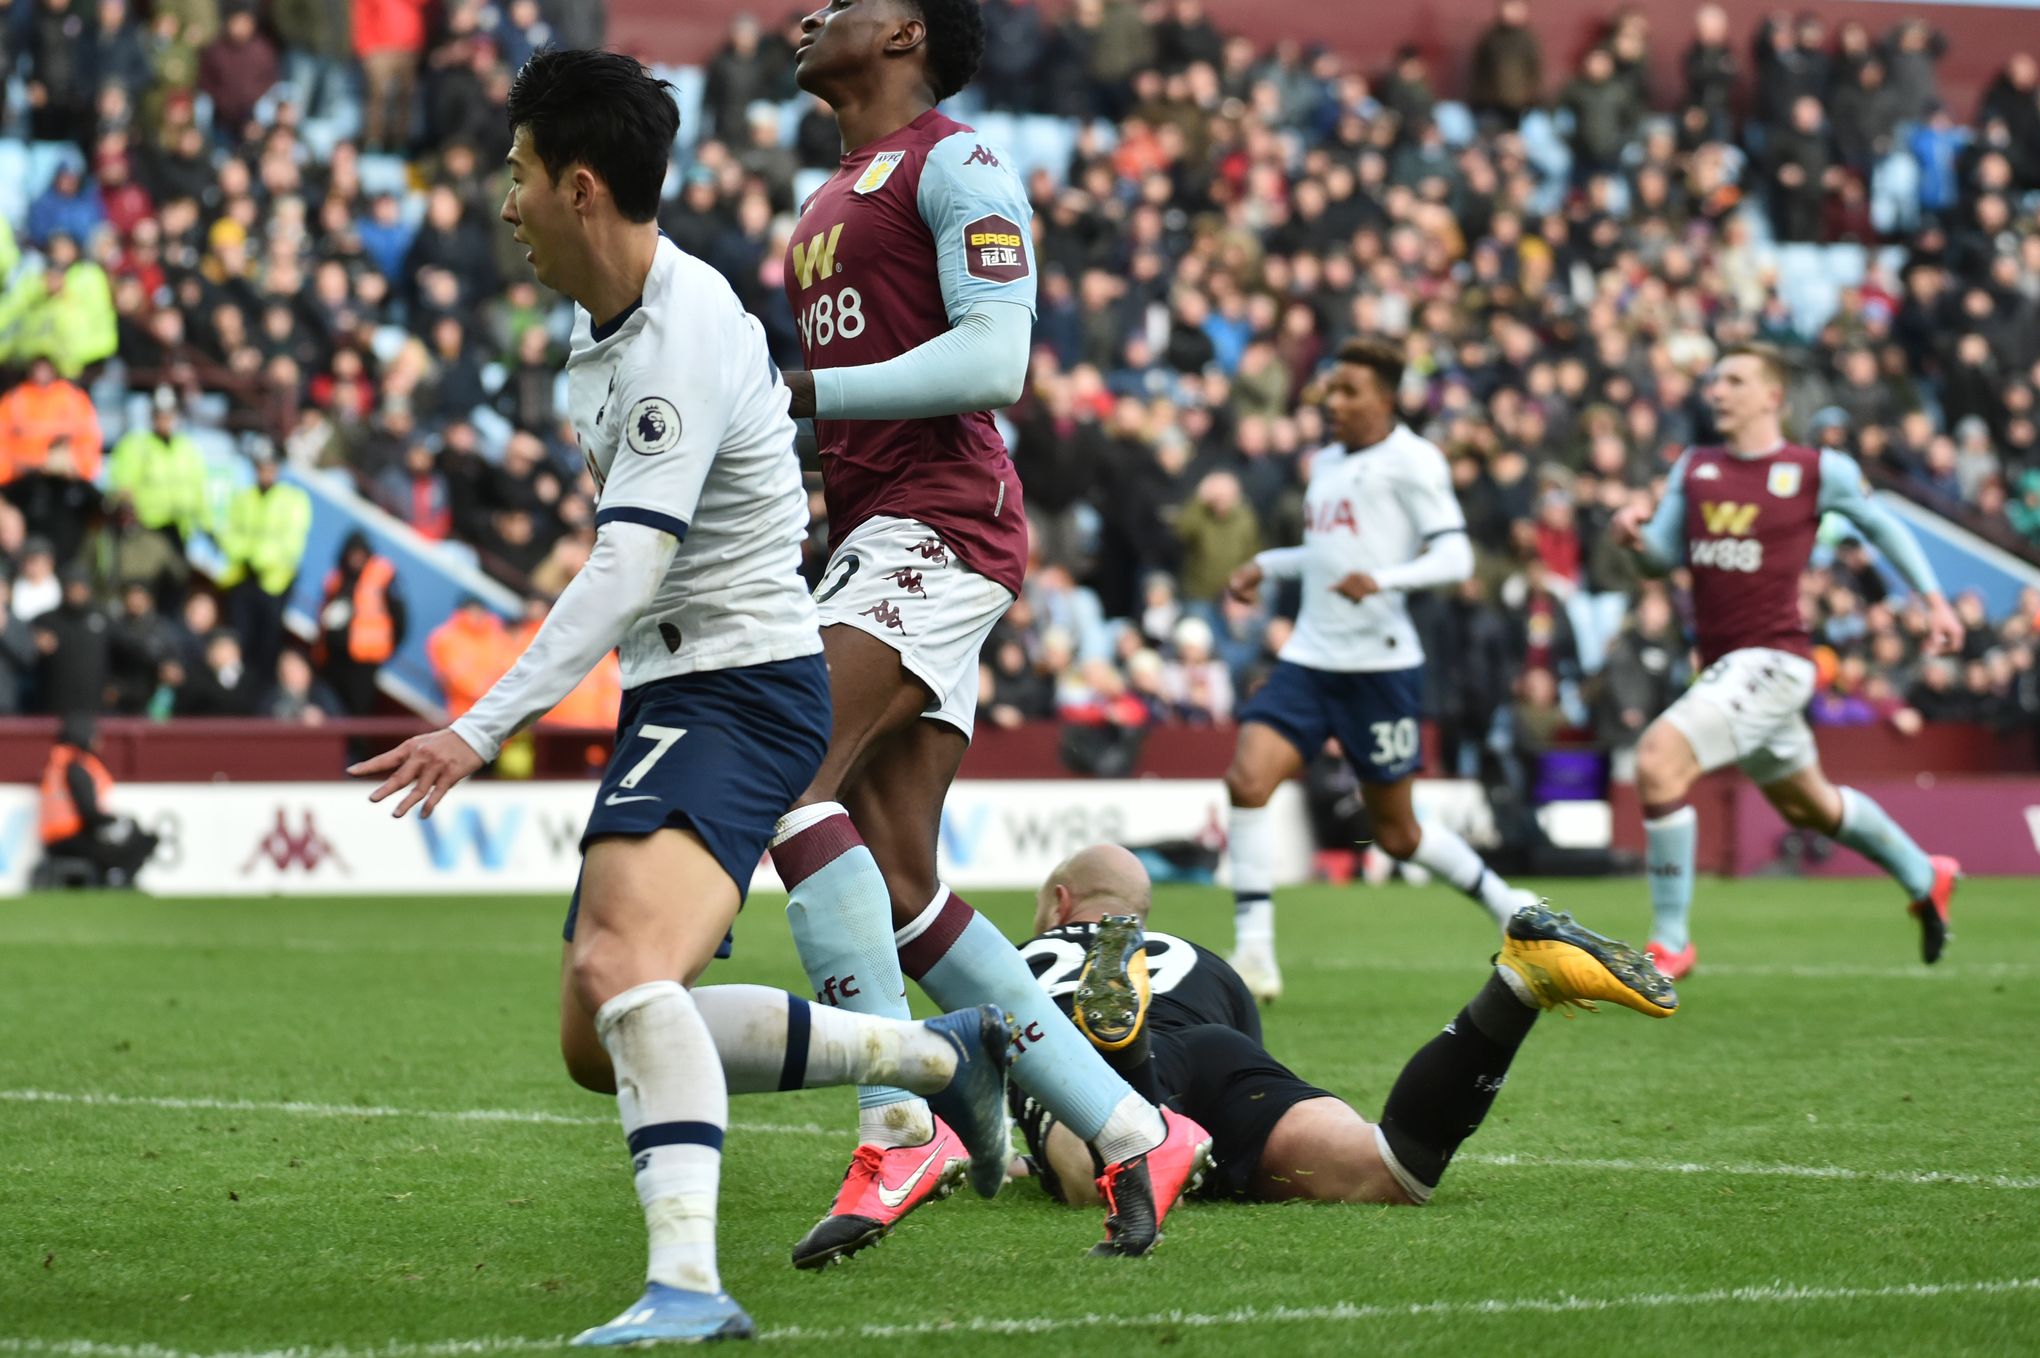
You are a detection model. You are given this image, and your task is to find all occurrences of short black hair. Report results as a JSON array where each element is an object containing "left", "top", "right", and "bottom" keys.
[
  {"left": 908, "top": 0, "right": 985, "bottom": 103},
  {"left": 1336, "top": 336, "right": 1406, "bottom": 394},
  {"left": 506, "top": 48, "right": 678, "bottom": 223}
]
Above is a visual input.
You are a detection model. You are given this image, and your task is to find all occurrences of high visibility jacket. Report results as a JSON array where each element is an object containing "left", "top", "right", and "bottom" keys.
[
  {"left": 108, "top": 428, "right": 209, "bottom": 537},
  {"left": 511, "top": 618, "right": 622, "bottom": 729},
  {"left": 40, "top": 745, "right": 113, "bottom": 845},
  {"left": 323, "top": 556, "right": 397, "bottom": 662},
  {"left": 0, "top": 376, "right": 102, "bottom": 482},
  {"left": 427, "top": 609, "right": 513, "bottom": 719},
  {"left": 217, "top": 481, "right": 313, "bottom": 595}
]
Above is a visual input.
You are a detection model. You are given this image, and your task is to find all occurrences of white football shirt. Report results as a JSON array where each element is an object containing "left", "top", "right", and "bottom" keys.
[
  {"left": 567, "top": 235, "right": 820, "bottom": 686},
  {"left": 1266, "top": 424, "right": 1468, "bottom": 672}
]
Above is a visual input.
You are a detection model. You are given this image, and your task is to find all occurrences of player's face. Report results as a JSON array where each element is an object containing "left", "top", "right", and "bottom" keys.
[
  {"left": 500, "top": 128, "right": 568, "bottom": 291},
  {"left": 1323, "top": 362, "right": 1392, "bottom": 446},
  {"left": 1703, "top": 355, "right": 1782, "bottom": 435},
  {"left": 794, "top": 0, "right": 913, "bottom": 95}
]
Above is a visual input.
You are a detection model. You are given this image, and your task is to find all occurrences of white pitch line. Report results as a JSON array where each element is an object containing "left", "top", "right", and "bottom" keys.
[
  {"left": 1307, "top": 958, "right": 2038, "bottom": 980},
  {"left": 0, "top": 1090, "right": 835, "bottom": 1139},
  {"left": 3, "top": 1277, "right": 2036, "bottom": 1356},
  {"left": 7, "top": 1088, "right": 2036, "bottom": 1192}
]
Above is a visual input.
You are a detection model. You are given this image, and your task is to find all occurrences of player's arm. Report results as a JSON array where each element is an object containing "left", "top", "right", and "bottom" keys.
[
  {"left": 786, "top": 135, "right": 1036, "bottom": 421},
  {"left": 1818, "top": 448, "right": 1962, "bottom": 652},
  {"left": 1612, "top": 451, "right": 1692, "bottom": 573},
  {"left": 1229, "top": 546, "right": 1304, "bottom": 604},
  {"left": 1335, "top": 450, "right": 1474, "bottom": 601}
]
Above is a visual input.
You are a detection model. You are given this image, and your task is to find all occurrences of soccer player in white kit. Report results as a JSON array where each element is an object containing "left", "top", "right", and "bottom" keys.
[
  {"left": 349, "top": 49, "right": 1016, "bottom": 1345},
  {"left": 1222, "top": 338, "right": 1538, "bottom": 1001}
]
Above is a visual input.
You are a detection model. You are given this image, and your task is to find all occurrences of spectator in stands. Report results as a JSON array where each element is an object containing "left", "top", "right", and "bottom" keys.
[
  {"left": 11, "top": 537, "right": 60, "bottom": 622},
  {"left": 106, "top": 385, "right": 207, "bottom": 548},
  {"left": 1560, "top": 46, "right": 1638, "bottom": 185},
  {"left": 261, "top": 646, "right": 343, "bottom": 724},
  {"left": 196, "top": 5, "right": 278, "bottom": 146},
  {"left": 270, "top": 0, "right": 353, "bottom": 122},
  {"left": 355, "top": 0, "right": 429, "bottom": 153},
  {"left": 703, "top": 13, "right": 784, "bottom": 142},
  {"left": 1683, "top": 6, "right": 1738, "bottom": 142},
  {"left": 3, "top": 437, "right": 97, "bottom": 567},
  {"left": 0, "top": 575, "right": 36, "bottom": 714},
  {"left": 1162, "top": 615, "right": 1233, "bottom": 723},
  {"left": 316, "top": 530, "right": 404, "bottom": 715},
  {"left": 217, "top": 445, "right": 312, "bottom": 682},
  {"left": 1470, "top": 0, "right": 1543, "bottom": 129},
  {"left": 31, "top": 567, "right": 110, "bottom": 716},
  {"left": 0, "top": 357, "right": 101, "bottom": 483},
  {"left": 2, "top": 231, "right": 120, "bottom": 378},
  {"left": 106, "top": 580, "right": 177, "bottom": 713},
  {"left": 427, "top": 593, "right": 508, "bottom": 720},
  {"left": 982, "top": 636, "right": 1055, "bottom": 730},
  {"left": 27, "top": 0, "right": 92, "bottom": 147},
  {"left": 38, "top": 715, "right": 158, "bottom": 887},
  {"left": 177, "top": 628, "right": 259, "bottom": 715},
  {"left": 1173, "top": 469, "right": 1260, "bottom": 604}
]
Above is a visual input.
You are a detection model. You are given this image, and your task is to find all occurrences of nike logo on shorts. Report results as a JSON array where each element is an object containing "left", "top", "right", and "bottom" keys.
[
  {"left": 605, "top": 793, "right": 660, "bottom": 806},
  {"left": 875, "top": 1144, "right": 947, "bottom": 1208}
]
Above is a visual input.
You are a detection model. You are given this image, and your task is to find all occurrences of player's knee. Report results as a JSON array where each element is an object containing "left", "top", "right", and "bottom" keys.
[
  {"left": 1375, "top": 818, "right": 1422, "bottom": 862},
  {"left": 1224, "top": 760, "right": 1274, "bottom": 808},
  {"left": 1635, "top": 725, "right": 1693, "bottom": 804}
]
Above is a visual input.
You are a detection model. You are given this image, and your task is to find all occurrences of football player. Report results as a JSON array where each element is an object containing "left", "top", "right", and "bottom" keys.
[{"left": 1016, "top": 845, "right": 1677, "bottom": 1207}]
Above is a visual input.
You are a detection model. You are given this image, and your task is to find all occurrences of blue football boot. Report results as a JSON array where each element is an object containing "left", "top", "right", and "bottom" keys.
[
  {"left": 569, "top": 1282, "right": 755, "bottom": 1346},
  {"left": 921, "top": 1003, "right": 1016, "bottom": 1199}
]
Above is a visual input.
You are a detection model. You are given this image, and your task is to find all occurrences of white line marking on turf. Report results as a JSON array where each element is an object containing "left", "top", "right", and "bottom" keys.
[
  {"left": 1458, "top": 1151, "right": 2040, "bottom": 1191},
  {"left": 1308, "top": 958, "right": 2038, "bottom": 980},
  {"left": 3, "top": 1277, "right": 2035, "bottom": 1354},
  {"left": 0, "top": 1090, "right": 835, "bottom": 1139},
  {"left": 8, "top": 1089, "right": 2037, "bottom": 1191}
]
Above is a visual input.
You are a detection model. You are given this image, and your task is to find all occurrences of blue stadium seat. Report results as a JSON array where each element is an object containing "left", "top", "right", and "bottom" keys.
[
  {"left": 356, "top": 153, "right": 411, "bottom": 198},
  {"left": 657, "top": 65, "right": 706, "bottom": 149},
  {"left": 0, "top": 141, "right": 28, "bottom": 227},
  {"left": 1432, "top": 101, "right": 1475, "bottom": 148}
]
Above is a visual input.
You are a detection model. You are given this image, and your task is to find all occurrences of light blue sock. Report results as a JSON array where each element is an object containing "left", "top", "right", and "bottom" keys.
[
  {"left": 1835, "top": 787, "right": 1935, "bottom": 899},
  {"left": 1645, "top": 805, "right": 1697, "bottom": 951},
  {"left": 771, "top": 808, "right": 923, "bottom": 1141},
  {"left": 902, "top": 886, "right": 1162, "bottom": 1163}
]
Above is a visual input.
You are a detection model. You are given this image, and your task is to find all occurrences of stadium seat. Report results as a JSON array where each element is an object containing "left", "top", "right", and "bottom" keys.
[
  {"left": 0, "top": 141, "right": 28, "bottom": 227},
  {"left": 1432, "top": 101, "right": 1475, "bottom": 148},
  {"left": 356, "top": 153, "right": 411, "bottom": 199}
]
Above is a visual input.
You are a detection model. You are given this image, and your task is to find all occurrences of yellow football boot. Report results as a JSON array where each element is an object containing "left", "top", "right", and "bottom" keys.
[
  {"left": 1073, "top": 914, "right": 1153, "bottom": 1050},
  {"left": 1498, "top": 902, "right": 1679, "bottom": 1018}
]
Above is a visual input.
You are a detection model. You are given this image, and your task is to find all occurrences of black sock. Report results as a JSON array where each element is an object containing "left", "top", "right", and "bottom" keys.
[
  {"left": 1377, "top": 972, "right": 1538, "bottom": 1192},
  {"left": 1095, "top": 1026, "right": 1158, "bottom": 1103}
]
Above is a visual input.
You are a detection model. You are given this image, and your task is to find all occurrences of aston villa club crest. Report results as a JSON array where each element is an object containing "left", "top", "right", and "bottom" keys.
[
  {"left": 627, "top": 396, "right": 681, "bottom": 456},
  {"left": 854, "top": 150, "right": 906, "bottom": 195},
  {"left": 1767, "top": 463, "right": 1802, "bottom": 498}
]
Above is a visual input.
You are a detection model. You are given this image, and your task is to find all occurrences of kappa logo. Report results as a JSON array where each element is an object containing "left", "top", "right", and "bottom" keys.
[
  {"left": 910, "top": 536, "right": 949, "bottom": 566},
  {"left": 1692, "top": 462, "right": 1722, "bottom": 480},
  {"left": 862, "top": 600, "right": 906, "bottom": 632},
  {"left": 853, "top": 149, "right": 907, "bottom": 195},
  {"left": 790, "top": 222, "right": 844, "bottom": 289},
  {"left": 960, "top": 213, "right": 1029, "bottom": 284},
  {"left": 242, "top": 808, "right": 348, "bottom": 875},
  {"left": 1699, "top": 501, "right": 1759, "bottom": 536},
  {"left": 963, "top": 143, "right": 1000, "bottom": 168},
  {"left": 885, "top": 567, "right": 927, "bottom": 597}
]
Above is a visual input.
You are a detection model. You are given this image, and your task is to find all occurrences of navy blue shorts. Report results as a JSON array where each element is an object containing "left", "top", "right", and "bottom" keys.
[
  {"left": 1237, "top": 660, "right": 1425, "bottom": 784},
  {"left": 563, "top": 653, "right": 830, "bottom": 943}
]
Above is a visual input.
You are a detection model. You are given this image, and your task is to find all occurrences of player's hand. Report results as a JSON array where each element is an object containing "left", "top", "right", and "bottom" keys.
[
  {"left": 782, "top": 369, "right": 816, "bottom": 419},
  {"left": 1331, "top": 572, "right": 1380, "bottom": 602},
  {"left": 349, "top": 728, "right": 485, "bottom": 820},
  {"left": 1922, "top": 595, "right": 1964, "bottom": 656},
  {"left": 1610, "top": 503, "right": 1648, "bottom": 552},
  {"left": 1226, "top": 561, "right": 1264, "bottom": 604}
]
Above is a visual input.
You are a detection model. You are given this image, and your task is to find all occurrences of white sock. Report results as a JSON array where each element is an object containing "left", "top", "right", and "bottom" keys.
[
  {"left": 1407, "top": 822, "right": 1518, "bottom": 928},
  {"left": 1093, "top": 1090, "right": 1167, "bottom": 1166},
  {"left": 690, "top": 984, "right": 957, "bottom": 1095},
  {"left": 1229, "top": 802, "right": 1276, "bottom": 951},
  {"left": 595, "top": 981, "right": 725, "bottom": 1295}
]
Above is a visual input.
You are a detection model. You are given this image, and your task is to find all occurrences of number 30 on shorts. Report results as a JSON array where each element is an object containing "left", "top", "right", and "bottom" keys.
[{"left": 1368, "top": 718, "right": 1418, "bottom": 767}]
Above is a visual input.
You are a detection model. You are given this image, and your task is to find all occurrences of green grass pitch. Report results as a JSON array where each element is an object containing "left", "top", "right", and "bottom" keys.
[{"left": 3, "top": 877, "right": 2037, "bottom": 1356}]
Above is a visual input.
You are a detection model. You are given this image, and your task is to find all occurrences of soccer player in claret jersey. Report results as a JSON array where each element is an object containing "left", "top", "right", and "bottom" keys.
[
  {"left": 1222, "top": 338, "right": 1541, "bottom": 1003},
  {"left": 349, "top": 50, "right": 1017, "bottom": 1345},
  {"left": 1014, "top": 846, "right": 1676, "bottom": 1208},
  {"left": 767, "top": 0, "right": 1210, "bottom": 1266},
  {"left": 1611, "top": 344, "right": 1963, "bottom": 979}
]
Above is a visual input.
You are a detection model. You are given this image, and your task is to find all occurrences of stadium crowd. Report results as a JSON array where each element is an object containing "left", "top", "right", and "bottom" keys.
[{"left": 0, "top": 0, "right": 2036, "bottom": 768}]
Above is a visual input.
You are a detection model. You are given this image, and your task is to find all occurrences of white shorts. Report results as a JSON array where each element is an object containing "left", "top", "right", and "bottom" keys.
[
  {"left": 813, "top": 516, "right": 1014, "bottom": 738},
  {"left": 1659, "top": 647, "right": 1819, "bottom": 786}
]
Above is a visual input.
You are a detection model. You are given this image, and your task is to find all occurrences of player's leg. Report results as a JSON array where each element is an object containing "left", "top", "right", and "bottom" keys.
[
  {"left": 858, "top": 720, "right": 1212, "bottom": 1257},
  {"left": 566, "top": 828, "right": 753, "bottom": 1345},
  {"left": 1635, "top": 691, "right": 1714, "bottom": 978},
  {"left": 1340, "top": 667, "right": 1535, "bottom": 929},
  {"left": 1757, "top": 757, "right": 1959, "bottom": 963},
  {"left": 773, "top": 624, "right": 934, "bottom": 1151},
  {"left": 1222, "top": 720, "right": 1304, "bottom": 1001},
  {"left": 1225, "top": 662, "right": 1326, "bottom": 1001},
  {"left": 1370, "top": 901, "right": 1679, "bottom": 1205}
]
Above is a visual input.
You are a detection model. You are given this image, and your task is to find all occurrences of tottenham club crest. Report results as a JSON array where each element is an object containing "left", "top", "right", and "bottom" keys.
[{"left": 627, "top": 396, "right": 682, "bottom": 456}]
